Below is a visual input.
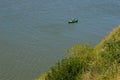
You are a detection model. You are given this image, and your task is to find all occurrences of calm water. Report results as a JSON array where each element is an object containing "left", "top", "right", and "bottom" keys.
[{"left": 0, "top": 0, "right": 120, "bottom": 80}]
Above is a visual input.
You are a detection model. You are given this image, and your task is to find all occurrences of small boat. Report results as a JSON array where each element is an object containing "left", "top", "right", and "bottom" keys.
[{"left": 68, "top": 19, "right": 78, "bottom": 24}]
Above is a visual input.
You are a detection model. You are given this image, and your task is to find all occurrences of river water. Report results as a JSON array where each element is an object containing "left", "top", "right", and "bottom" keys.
[{"left": 0, "top": 0, "right": 120, "bottom": 80}]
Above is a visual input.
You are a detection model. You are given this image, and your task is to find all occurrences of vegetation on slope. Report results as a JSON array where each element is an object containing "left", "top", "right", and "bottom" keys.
[{"left": 38, "top": 26, "right": 120, "bottom": 80}]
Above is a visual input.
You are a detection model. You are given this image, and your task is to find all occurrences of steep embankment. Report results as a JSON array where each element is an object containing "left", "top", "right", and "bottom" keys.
[{"left": 38, "top": 26, "right": 120, "bottom": 80}]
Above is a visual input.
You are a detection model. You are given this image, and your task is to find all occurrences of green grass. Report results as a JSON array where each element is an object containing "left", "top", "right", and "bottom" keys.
[{"left": 38, "top": 26, "right": 120, "bottom": 80}]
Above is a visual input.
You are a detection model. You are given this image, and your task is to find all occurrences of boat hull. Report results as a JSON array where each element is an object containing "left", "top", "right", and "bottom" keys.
[{"left": 68, "top": 20, "right": 78, "bottom": 24}]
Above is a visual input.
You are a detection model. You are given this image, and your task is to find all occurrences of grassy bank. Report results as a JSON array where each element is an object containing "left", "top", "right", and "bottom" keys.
[{"left": 38, "top": 26, "right": 120, "bottom": 80}]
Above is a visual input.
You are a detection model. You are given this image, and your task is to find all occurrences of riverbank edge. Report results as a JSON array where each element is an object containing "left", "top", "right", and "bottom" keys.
[{"left": 38, "top": 26, "right": 120, "bottom": 80}]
